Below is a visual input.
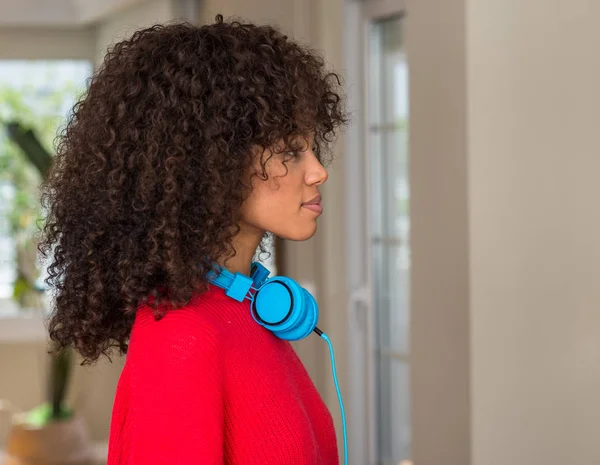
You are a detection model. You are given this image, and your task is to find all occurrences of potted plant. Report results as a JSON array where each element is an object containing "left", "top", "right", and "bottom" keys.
[{"left": 3, "top": 345, "right": 94, "bottom": 465}]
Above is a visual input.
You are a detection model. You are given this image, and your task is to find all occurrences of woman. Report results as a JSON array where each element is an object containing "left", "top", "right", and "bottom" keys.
[{"left": 38, "top": 15, "right": 346, "bottom": 464}]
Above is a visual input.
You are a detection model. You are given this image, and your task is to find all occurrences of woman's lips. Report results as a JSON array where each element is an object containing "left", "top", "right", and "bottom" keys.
[
  {"left": 302, "top": 194, "right": 322, "bottom": 214},
  {"left": 302, "top": 203, "right": 323, "bottom": 214}
]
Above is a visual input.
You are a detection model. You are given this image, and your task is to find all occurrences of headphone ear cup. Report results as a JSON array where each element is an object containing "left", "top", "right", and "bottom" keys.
[
  {"left": 272, "top": 288, "right": 318, "bottom": 341},
  {"left": 252, "top": 278, "right": 318, "bottom": 341}
]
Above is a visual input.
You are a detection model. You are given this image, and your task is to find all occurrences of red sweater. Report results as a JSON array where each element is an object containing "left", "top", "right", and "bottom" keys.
[{"left": 107, "top": 285, "right": 339, "bottom": 464}]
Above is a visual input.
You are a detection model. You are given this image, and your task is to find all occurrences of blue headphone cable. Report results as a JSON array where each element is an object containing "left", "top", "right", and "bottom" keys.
[{"left": 314, "top": 328, "right": 348, "bottom": 465}]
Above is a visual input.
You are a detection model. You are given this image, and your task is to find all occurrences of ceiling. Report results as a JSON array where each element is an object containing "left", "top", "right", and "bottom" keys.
[{"left": 0, "top": 0, "right": 150, "bottom": 27}]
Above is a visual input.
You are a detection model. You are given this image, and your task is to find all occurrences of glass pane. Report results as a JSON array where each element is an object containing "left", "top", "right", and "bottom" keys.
[
  {"left": 369, "top": 25, "right": 382, "bottom": 128},
  {"left": 380, "top": 19, "right": 404, "bottom": 125},
  {"left": 376, "top": 359, "right": 411, "bottom": 464},
  {"left": 369, "top": 16, "right": 405, "bottom": 128},
  {"left": 386, "top": 128, "right": 410, "bottom": 355},
  {"left": 386, "top": 245, "right": 410, "bottom": 354},
  {"left": 371, "top": 240, "right": 386, "bottom": 343},
  {"left": 368, "top": 14, "right": 409, "bottom": 465},
  {"left": 370, "top": 130, "right": 384, "bottom": 238},
  {"left": 0, "top": 182, "right": 16, "bottom": 299},
  {"left": 371, "top": 242, "right": 409, "bottom": 355},
  {"left": 385, "top": 129, "right": 409, "bottom": 240},
  {"left": 0, "top": 60, "right": 92, "bottom": 303}
]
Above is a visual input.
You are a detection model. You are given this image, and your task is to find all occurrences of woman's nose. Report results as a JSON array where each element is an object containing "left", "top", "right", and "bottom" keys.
[{"left": 305, "top": 153, "right": 328, "bottom": 186}]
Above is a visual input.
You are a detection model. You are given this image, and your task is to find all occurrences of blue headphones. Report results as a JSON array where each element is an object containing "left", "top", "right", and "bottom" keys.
[
  {"left": 206, "top": 262, "right": 320, "bottom": 341},
  {"left": 206, "top": 261, "right": 348, "bottom": 465}
]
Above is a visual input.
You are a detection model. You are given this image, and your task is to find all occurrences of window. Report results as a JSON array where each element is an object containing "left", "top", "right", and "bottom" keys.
[
  {"left": 0, "top": 60, "right": 92, "bottom": 313},
  {"left": 368, "top": 15, "right": 410, "bottom": 465}
]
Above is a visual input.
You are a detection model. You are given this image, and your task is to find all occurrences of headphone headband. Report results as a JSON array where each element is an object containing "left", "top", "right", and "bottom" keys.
[
  {"left": 207, "top": 262, "right": 271, "bottom": 302},
  {"left": 205, "top": 262, "right": 319, "bottom": 341}
]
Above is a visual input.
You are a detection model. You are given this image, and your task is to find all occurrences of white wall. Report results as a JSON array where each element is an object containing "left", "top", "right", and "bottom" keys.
[
  {"left": 0, "top": 28, "right": 95, "bottom": 60},
  {"left": 468, "top": 1, "right": 600, "bottom": 464},
  {"left": 0, "top": 0, "right": 78, "bottom": 27},
  {"left": 407, "top": 0, "right": 471, "bottom": 463},
  {"left": 409, "top": 0, "right": 600, "bottom": 464},
  {"left": 199, "top": 0, "right": 295, "bottom": 36},
  {"left": 94, "top": 0, "right": 176, "bottom": 64}
]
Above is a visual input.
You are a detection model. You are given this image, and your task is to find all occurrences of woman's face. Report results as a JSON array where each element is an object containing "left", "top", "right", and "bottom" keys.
[{"left": 239, "top": 135, "right": 328, "bottom": 242}]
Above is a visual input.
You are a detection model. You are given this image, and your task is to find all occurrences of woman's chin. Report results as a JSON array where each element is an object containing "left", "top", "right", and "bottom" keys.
[{"left": 276, "top": 223, "right": 318, "bottom": 242}]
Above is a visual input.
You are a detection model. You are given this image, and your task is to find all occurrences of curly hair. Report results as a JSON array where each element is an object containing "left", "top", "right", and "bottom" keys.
[{"left": 37, "top": 16, "right": 346, "bottom": 363}]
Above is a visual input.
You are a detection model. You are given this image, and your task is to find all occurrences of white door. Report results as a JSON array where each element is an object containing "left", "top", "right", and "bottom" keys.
[{"left": 345, "top": 2, "right": 408, "bottom": 464}]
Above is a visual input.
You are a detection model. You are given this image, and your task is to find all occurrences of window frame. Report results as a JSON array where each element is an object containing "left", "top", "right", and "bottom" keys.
[{"left": 343, "top": 0, "right": 406, "bottom": 463}]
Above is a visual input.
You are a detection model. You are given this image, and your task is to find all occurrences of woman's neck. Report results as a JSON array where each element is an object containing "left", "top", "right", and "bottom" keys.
[{"left": 219, "top": 226, "right": 264, "bottom": 276}]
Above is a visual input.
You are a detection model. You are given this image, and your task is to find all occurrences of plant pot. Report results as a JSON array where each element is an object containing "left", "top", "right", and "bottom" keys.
[{"left": 4, "top": 414, "right": 94, "bottom": 465}]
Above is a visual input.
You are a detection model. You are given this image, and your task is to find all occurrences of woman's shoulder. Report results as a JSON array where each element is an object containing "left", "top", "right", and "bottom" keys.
[
  {"left": 119, "top": 289, "right": 236, "bottom": 396},
  {"left": 129, "top": 286, "right": 249, "bottom": 349},
  {"left": 133, "top": 289, "right": 230, "bottom": 331},
  {"left": 124, "top": 285, "right": 292, "bottom": 380}
]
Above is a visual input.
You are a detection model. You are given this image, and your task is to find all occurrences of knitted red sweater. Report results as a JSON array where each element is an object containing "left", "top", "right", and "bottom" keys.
[{"left": 107, "top": 285, "right": 339, "bottom": 464}]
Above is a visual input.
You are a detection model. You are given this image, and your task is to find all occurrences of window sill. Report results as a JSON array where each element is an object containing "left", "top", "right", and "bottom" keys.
[{"left": 0, "top": 300, "right": 47, "bottom": 343}]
